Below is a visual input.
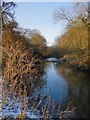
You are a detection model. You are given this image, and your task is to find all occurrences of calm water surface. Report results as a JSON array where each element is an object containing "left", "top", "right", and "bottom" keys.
[
  {"left": 1, "top": 60, "right": 89, "bottom": 118},
  {"left": 34, "top": 61, "right": 88, "bottom": 118}
]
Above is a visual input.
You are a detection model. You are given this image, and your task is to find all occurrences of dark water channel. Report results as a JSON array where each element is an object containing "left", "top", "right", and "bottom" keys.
[{"left": 34, "top": 60, "right": 88, "bottom": 118}]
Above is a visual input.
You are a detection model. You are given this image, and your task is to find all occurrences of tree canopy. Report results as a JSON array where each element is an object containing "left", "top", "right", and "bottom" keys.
[{"left": 54, "top": 2, "right": 89, "bottom": 70}]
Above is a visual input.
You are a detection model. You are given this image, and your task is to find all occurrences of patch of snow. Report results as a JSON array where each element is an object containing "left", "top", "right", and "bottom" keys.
[{"left": 1, "top": 97, "right": 41, "bottom": 119}]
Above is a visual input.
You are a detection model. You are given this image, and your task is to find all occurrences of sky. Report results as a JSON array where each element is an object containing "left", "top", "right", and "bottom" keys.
[{"left": 15, "top": 2, "right": 73, "bottom": 46}]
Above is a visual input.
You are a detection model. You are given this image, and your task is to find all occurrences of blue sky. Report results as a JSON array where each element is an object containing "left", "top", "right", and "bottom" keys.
[{"left": 15, "top": 2, "right": 73, "bottom": 46}]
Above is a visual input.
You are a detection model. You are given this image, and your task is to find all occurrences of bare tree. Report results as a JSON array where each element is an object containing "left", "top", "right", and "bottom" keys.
[
  {"left": 53, "top": 2, "right": 89, "bottom": 27},
  {"left": 1, "top": 1, "right": 16, "bottom": 24}
]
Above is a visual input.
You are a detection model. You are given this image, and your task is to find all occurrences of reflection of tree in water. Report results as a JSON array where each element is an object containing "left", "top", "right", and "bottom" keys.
[{"left": 56, "top": 63, "right": 88, "bottom": 118}]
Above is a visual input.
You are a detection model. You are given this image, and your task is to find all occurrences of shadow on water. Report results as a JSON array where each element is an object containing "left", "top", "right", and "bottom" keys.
[
  {"left": 34, "top": 61, "right": 88, "bottom": 118},
  {"left": 56, "top": 62, "right": 89, "bottom": 118}
]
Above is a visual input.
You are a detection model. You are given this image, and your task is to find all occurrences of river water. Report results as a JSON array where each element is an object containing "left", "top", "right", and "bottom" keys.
[
  {"left": 1, "top": 59, "right": 89, "bottom": 118},
  {"left": 34, "top": 61, "right": 88, "bottom": 118}
]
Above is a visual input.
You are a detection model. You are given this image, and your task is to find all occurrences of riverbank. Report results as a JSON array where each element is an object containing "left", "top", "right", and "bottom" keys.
[
  {"left": 45, "top": 57, "right": 88, "bottom": 71},
  {"left": 1, "top": 60, "right": 88, "bottom": 118},
  {"left": 60, "top": 55, "right": 88, "bottom": 71}
]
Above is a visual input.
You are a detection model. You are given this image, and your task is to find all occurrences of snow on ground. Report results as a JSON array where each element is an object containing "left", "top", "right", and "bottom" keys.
[{"left": 1, "top": 97, "right": 41, "bottom": 119}]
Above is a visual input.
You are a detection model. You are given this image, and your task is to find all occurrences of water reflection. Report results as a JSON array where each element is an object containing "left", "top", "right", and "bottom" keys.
[
  {"left": 34, "top": 62, "right": 88, "bottom": 118},
  {"left": 2, "top": 60, "right": 89, "bottom": 118},
  {"left": 43, "top": 63, "right": 69, "bottom": 105},
  {"left": 56, "top": 63, "right": 88, "bottom": 118}
]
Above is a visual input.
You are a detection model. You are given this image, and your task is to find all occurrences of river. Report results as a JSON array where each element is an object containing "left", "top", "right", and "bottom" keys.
[
  {"left": 1, "top": 58, "right": 89, "bottom": 118},
  {"left": 33, "top": 60, "right": 88, "bottom": 118}
]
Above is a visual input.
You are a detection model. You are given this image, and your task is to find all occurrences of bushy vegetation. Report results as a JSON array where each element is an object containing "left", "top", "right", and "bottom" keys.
[
  {"left": 30, "top": 32, "right": 48, "bottom": 58},
  {"left": 0, "top": 1, "right": 89, "bottom": 119},
  {"left": 54, "top": 2, "right": 89, "bottom": 70},
  {"left": 55, "top": 23, "right": 88, "bottom": 69},
  {"left": 1, "top": 1, "right": 48, "bottom": 85},
  {"left": 1, "top": 1, "right": 48, "bottom": 118}
]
